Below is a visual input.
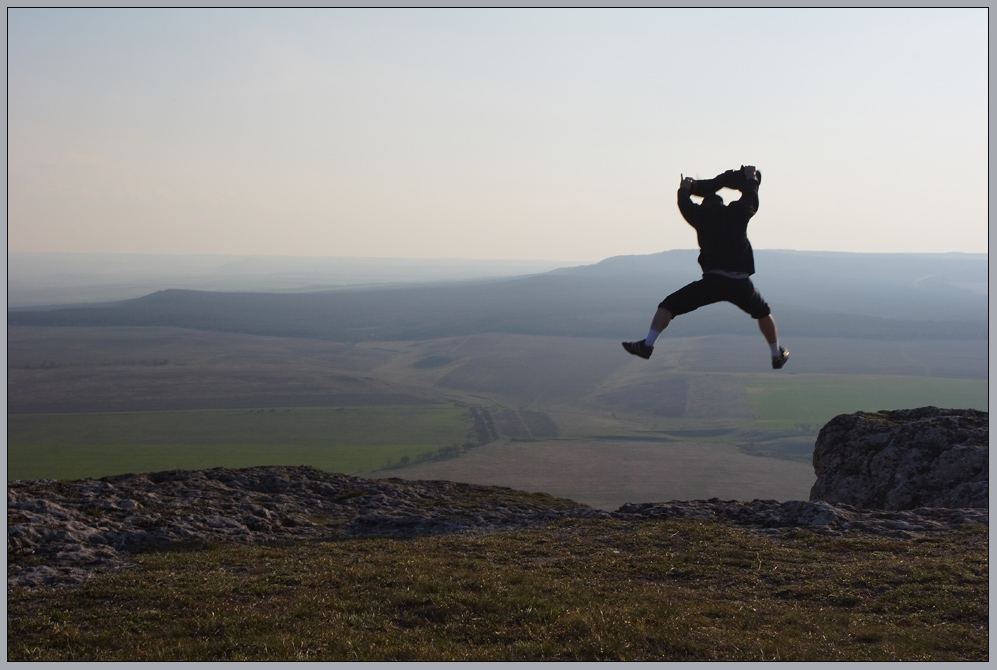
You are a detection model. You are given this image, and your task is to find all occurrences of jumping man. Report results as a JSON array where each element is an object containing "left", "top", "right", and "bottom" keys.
[{"left": 622, "top": 165, "right": 789, "bottom": 369}]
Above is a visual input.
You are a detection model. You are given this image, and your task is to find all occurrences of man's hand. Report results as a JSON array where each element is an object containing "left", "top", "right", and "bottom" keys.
[
  {"left": 741, "top": 165, "right": 757, "bottom": 181},
  {"left": 680, "top": 174, "right": 694, "bottom": 191}
]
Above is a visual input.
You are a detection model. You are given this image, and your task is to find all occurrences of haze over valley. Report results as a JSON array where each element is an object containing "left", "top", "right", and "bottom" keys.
[
  {"left": 7, "top": 252, "right": 585, "bottom": 308},
  {"left": 8, "top": 250, "right": 987, "bottom": 509},
  {"left": 8, "top": 9, "right": 986, "bottom": 508}
]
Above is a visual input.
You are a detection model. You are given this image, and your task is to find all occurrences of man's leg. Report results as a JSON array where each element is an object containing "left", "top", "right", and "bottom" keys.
[
  {"left": 757, "top": 314, "right": 778, "bottom": 346},
  {"left": 623, "top": 307, "right": 673, "bottom": 359},
  {"left": 726, "top": 278, "right": 789, "bottom": 369},
  {"left": 645, "top": 307, "right": 673, "bottom": 347},
  {"left": 623, "top": 278, "right": 715, "bottom": 359},
  {"left": 758, "top": 314, "right": 789, "bottom": 369}
]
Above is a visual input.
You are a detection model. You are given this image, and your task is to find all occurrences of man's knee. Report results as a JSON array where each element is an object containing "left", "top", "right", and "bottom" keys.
[
  {"left": 750, "top": 306, "right": 772, "bottom": 320},
  {"left": 658, "top": 290, "right": 698, "bottom": 317},
  {"left": 745, "top": 291, "right": 771, "bottom": 319}
]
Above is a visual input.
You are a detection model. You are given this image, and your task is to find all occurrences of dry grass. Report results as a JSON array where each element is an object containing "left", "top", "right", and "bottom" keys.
[{"left": 8, "top": 519, "right": 988, "bottom": 661}]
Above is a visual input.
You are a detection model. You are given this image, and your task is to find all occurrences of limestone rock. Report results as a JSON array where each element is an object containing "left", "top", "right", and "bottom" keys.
[
  {"left": 7, "top": 465, "right": 607, "bottom": 590},
  {"left": 614, "top": 498, "right": 986, "bottom": 536},
  {"left": 809, "top": 407, "right": 988, "bottom": 510},
  {"left": 9, "top": 446, "right": 990, "bottom": 591}
]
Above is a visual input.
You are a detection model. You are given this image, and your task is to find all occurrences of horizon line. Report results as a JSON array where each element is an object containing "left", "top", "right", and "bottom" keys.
[{"left": 6, "top": 249, "right": 989, "bottom": 262}]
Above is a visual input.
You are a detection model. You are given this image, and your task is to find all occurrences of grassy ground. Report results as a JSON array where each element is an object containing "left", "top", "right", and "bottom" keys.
[
  {"left": 743, "top": 375, "right": 989, "bottom": 431},
  {"left": 7, "top": 519, "right": 987, "bottom": 661},
  {"left": 6, "top": 407, "right": 472, "bottom": 480}
]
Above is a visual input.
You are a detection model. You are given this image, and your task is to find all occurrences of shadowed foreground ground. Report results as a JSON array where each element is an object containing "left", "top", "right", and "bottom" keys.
[
  {"left": 7, "top": 466, "right": 987, "bottom": 662},
  {"left": 8, "top": 518, "right": 987, "bottom": 662}
]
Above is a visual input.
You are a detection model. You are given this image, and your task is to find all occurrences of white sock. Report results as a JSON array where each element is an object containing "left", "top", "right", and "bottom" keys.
[
  {"left": 769, "top": 341, "right": 781, "bottom": 357},
  {"left": 645, "top": 329, "right": 661, "bottom": 347}
]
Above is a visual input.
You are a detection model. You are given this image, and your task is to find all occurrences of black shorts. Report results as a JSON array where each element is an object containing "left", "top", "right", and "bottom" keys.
[{"left": 658, "top": 273, "right": 771, "bottom": 319}]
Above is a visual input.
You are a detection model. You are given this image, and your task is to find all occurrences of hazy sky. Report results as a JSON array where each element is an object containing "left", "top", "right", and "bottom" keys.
[{"left": 7, "top": 9, "right": 989, "bottom": 262}]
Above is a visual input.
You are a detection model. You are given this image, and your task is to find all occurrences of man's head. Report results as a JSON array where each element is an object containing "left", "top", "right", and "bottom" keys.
[{"left": 701, "top": 193, "right": 724, "bottom": 208}]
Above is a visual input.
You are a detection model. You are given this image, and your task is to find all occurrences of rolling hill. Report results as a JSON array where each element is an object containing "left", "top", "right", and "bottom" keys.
[{"left": 7, "top": 250, "right": 988, "bottom": 342}]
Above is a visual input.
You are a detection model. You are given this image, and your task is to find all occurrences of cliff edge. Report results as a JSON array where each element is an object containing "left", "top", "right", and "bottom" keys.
[
  {"left": 8, "top": 408, "right": 988, "bottom": 591},
  {"left": 810, "top": 407, "right": 988, "bottom": 510}
]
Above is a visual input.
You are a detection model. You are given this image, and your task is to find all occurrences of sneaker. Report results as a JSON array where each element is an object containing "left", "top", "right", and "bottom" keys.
[
  {"left": 772, "top": 346, "right": 789, "bottom": 369},
  {"left": 622, "top": 340, "right": 653, "bottom": 359}
]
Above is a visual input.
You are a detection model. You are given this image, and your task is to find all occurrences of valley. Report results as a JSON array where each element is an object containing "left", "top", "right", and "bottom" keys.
[{"left": 8, "top": 324, "right": 987, "bottom": 507}]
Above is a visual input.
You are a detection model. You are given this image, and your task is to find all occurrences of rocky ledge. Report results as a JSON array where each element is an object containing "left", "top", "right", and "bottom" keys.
[
  {"left": 810, "top": 407, "right": 988, "bottom": 510},
  {"left": 8, "top": 466, "right": 604, "bottom": 591},
  {"left": 8, "top": 464, "right": 988, "bottom": 591}
]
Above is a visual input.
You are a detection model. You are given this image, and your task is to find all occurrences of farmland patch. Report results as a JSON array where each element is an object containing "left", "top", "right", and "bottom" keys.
[
  {"left": 387, "top": 439, "right": 816, "bottom": 510},
  {"left": 744, "top": 374, "right": 989, "bottom": 430},
  {"left": 7, "top": 407, "right": 473, "bottom": 481},
  {"left": 411, "top": 355, "right": 460, "bottom": 369},
  {"left": 488, "top": 409, "right": 560, "bottom": 440},
  {"left": 436, "top": 334, "right": 625, "bottom": 406},
  {"left": 596, "top": 377, "right": 688, "bottom": 417}
]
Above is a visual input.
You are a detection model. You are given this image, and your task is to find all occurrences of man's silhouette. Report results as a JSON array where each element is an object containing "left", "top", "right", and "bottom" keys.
[{"left": 622, "top": 165, "right": 789, "bottom": 369}]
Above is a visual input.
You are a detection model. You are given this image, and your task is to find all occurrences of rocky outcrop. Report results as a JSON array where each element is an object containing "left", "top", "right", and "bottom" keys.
[
  {"left": 615, "top": 499, "right": 986, "bottom": 537},
  {"left": 7, "top": 466, "right": 605, "bottom": 590},
  {"left": 810, "top": 407, "right": 988, "bottom": 510},
  {"left": 8, "top": 460, "right": 989, "bottom": 591}
]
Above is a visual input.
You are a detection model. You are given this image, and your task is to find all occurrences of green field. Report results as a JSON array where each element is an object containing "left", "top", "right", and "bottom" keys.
[
  {"left": 7, "top": 324, "right": 991, "bottom": 497},
  {"left": 744, "top": 375, "right": 989, "bottom": 430},
  {"left": 8, "top": 374, "right": 989, "bottom": 484},
  {"left": 7, "top": 407, "right": 473, "bottom": 481}
]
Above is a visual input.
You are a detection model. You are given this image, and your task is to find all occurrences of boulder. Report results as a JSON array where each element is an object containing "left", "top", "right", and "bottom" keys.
[{"left": 810, "top": 407, "right": 988, "bottom": 510}]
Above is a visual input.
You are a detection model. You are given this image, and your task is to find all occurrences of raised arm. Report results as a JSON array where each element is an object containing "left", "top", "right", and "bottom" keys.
[
  {"left": 677, "top": 174, "right": 701, "bottom": 226},
  {"left": 688, "top": 172, "right": 726, "bottom": 198},
  {"left": 679, "top": 166, "right": 760, "bottom": 223},
  {"left": 729, "top": 165, "right": 759, "bottom": 215},
  {"left": 686, "top": 166, "right": 748, "bottom": 195}
]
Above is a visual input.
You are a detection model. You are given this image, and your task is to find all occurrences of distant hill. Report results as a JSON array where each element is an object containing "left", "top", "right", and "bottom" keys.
[
  {"left": 6, "top": 252, "right": 584, "bottom": 307},
  {"left": 7, "top": 251, "right": 987, "bottom": 342},
  {"left": 552, "top": 249, "right": 988, "bottom": 321}
]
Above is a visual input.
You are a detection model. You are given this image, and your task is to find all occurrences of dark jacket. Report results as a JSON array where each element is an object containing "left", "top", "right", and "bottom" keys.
[{"left": 677, "top": 169, "right": 759, "bottom": 276}]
